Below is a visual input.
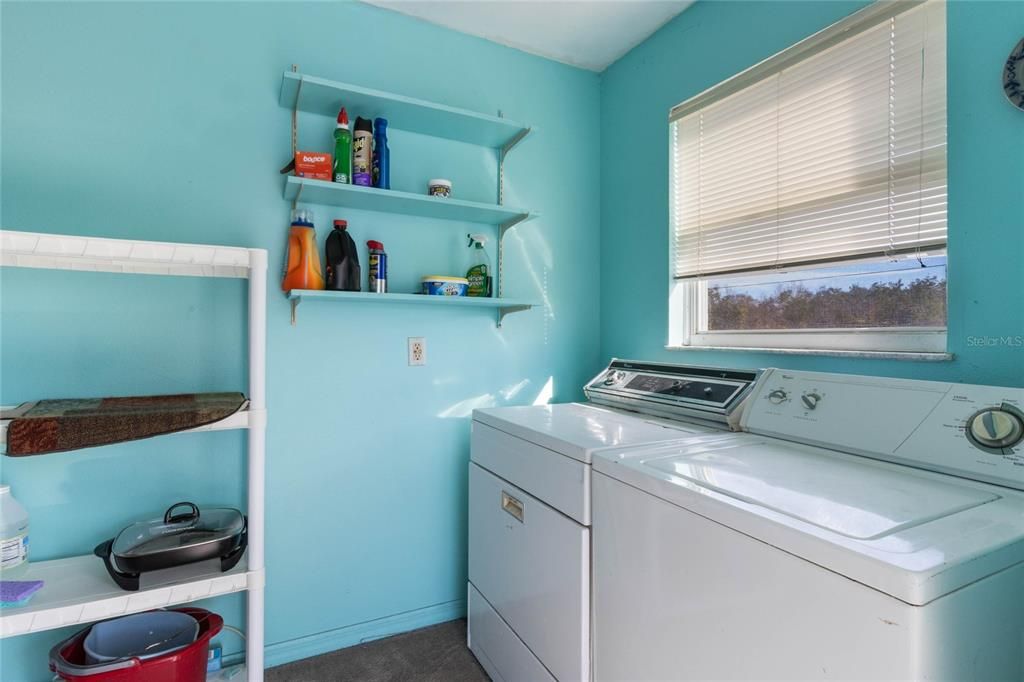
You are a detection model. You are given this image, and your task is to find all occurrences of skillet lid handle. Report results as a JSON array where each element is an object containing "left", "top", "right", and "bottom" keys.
[{"left": 164, "top": 501, "right": 200, "bottom": 524}]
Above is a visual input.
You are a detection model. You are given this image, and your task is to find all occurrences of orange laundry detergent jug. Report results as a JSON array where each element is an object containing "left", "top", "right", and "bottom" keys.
[{"left": 281, "top": 209, "right": 325, "bottom": 292}]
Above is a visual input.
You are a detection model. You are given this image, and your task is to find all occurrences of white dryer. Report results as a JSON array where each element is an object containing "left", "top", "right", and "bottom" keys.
[
  {"left": 467, "top": 360, "right": 761, "bottom": 682},
  {"left": 592, "top": 368, "right": 1024, "bottom": 681}
]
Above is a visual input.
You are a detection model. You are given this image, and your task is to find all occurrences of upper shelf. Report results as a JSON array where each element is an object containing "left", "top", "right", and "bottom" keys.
[
  {"left": 285, "top": 177, "right": 532, "bottom": 227},
  {"left": 0, "top": 404, "right": 251, "bottom": 456},
  {"left": 279, "top": 71, "right": 531, "bottom": 150},
  {"left": 0, "top": 230, "right": 260, "bottom": 279}
]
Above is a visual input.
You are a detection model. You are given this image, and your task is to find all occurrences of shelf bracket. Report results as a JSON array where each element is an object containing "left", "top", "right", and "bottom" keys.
[
  {"left": 497, "top": 303, "right": 531, "bottom": 329},
  {"left": 290, "top": 297, "right": 299, "bottom": 325},
  {"left": 499, "top": 214, "right": 530, "bottom": 240},
  {"left": 290, "top": 64, "right": 301, "bottom": 159},
  {"left": 502, "top": 127, "right": 532, "bottom": 158},
  {"left": 496, "top": 109, "right": 531, "bottom": 207},
  {"left": 496, "top": 214, "right": 530, "bottom": 299}
]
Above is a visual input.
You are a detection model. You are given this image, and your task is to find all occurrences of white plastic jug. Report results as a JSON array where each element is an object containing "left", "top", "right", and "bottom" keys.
[{"left": 0, "top": 484, "right": 29, "bottom": 578}]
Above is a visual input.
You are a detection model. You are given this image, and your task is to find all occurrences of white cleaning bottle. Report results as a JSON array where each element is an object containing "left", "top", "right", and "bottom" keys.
[{"left": 0, "top": 485, "right": 29, "bottom": 578}]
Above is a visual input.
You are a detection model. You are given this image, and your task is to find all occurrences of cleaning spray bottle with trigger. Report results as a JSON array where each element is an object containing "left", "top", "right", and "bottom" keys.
[{"left": 465, "top": 234, "right": 492, "bottom": 297}]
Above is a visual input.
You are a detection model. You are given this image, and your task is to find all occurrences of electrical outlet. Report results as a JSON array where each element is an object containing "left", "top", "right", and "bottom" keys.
[{"left": 408, "top": 337, "right": 426, "bottom": 366}]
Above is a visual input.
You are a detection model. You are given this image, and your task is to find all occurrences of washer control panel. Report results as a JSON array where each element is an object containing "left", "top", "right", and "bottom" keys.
[
  {"left": 585, "top": 359, "right": 761, "bottom": 427},
  {"left": 744, "top": 369, "right": 1024, "bottom": 490}
]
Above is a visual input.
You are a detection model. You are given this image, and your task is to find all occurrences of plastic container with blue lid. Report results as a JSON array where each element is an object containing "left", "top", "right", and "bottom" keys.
[{"left": 422, "top": 276, "right": 468, "bottom": 296}]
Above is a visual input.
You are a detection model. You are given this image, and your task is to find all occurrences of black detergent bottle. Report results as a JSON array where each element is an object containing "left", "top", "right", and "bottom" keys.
[{"left": 325, "top": 220, "right": 361, "bottom": 291}]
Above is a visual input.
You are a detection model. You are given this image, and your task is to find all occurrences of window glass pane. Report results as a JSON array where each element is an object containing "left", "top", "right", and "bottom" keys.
[{"left": 704, "top": 255, "right": 946, "bottom": 331}]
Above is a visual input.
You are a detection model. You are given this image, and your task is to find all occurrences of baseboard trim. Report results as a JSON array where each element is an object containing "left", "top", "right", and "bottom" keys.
[{"left": 264, "top": 598, "right": 468, "bottom": 668}]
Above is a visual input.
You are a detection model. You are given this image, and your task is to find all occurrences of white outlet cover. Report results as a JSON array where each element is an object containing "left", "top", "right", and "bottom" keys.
[{"left": 408, "top": 337, "right": 426, "bottom": 366}]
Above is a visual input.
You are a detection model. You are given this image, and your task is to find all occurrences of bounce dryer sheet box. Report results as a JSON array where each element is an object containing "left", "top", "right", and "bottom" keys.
[{"left": 294, "top": 151, "right": 333, "bottom": 180}]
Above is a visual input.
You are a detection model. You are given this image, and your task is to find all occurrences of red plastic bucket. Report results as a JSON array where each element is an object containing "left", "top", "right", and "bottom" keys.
[{"left": 49, "top": 607, "right": 223, "bottom": 682}]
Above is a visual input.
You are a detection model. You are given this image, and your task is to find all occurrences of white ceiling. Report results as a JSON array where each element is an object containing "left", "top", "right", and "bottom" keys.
[{"left": 360, "top": 1, "right": 695, "bottom": 72}]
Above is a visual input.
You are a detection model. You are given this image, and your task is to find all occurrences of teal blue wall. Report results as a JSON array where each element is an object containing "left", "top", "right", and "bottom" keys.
[
  {"left": 600, "top": 0, "right": 1024, "bottom": 386},
  {"left": 0, "top": 1, "right": 599, "bottom": 678},
  {"left": 3, "top": 0, "right": 1023, "bottom": 678}
]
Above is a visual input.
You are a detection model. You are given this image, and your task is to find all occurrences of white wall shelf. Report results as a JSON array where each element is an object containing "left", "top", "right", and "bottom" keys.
[
  {"left": 279, "top": 67, "right": 539, "bottom": 325},
  {"left": 0, "top": 554, "right": 253, "bottom": 638},
  {"left": 279, "top": 71, "right": 531, "bottom": 149},
  {"left": 287, "top": 289, "right": 536, "bottom": 326},
  {"left": 0, "top": 229, "right": 267, "bottom": 682},
  {"left": 284, "top": 177, "right": 533, "bottom": 228}
]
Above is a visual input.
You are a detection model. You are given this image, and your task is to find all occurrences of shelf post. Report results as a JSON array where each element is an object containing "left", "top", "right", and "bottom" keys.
[
  {"left": 246, "top": 248, "right": 268, "bottom": 682},
  {"left": 494, "top": 112, "right": 530, "bottom": 301},
  {"left": 290, "top": 64, "right": 300, "bottom": 159}
]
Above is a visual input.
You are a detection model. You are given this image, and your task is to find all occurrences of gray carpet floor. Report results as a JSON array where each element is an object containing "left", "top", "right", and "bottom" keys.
[{"left": 266, "top": 619, "right": 490, "bottom": 682}]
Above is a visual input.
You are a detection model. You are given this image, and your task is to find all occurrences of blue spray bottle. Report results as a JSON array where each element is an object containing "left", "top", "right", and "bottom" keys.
[{"left": 372, "top": 118, "right": 390, "bottom": 189}]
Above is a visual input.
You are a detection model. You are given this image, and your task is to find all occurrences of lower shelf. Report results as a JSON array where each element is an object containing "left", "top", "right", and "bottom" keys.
[
  {"left": 286, "top": 290, "right": 538, "bottom": 326},
  {"left": 0, "top": 553, "right": 252, "bottom": 638},
  {"left": 209, "top": 663, "right": 247, "bottom": 680}
]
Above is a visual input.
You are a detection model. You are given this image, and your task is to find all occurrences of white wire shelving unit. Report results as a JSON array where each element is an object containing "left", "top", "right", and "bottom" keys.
[{"left": 0, "top": 230, "right": 267, "bottom": 681}]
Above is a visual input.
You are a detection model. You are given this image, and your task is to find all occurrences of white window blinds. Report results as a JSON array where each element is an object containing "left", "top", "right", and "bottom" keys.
[{"left": 671, "top": 0, "right": 946, "bottom": 280}]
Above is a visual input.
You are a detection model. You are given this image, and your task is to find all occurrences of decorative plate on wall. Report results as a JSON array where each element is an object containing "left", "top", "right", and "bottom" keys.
[{"left": 1005, "top": 37, "right": 1024, "bottom": 111}]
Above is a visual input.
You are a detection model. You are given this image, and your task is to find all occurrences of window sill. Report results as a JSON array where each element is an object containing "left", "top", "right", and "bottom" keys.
[{"left": 664, "top": 345, "right": 954, "bottom": 362}]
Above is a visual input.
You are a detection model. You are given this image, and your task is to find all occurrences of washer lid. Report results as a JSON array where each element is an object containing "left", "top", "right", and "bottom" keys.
[
  {"left": 594, "top": 437, "right": 1024, "bottom": 605},
  {"left": 645, "top": 442, "right": 998, "bottom": 540},
  {"left": 473, "top": 402, "right": 713, "bottom": 463}
]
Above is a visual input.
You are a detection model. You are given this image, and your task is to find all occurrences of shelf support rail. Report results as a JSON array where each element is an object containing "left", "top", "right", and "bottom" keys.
[
  {"left": 290, "top": 64, "right": 300, "bottom": 159},
  {"left": 495, "top": 112, "right": 532, "bottom": 327},
  {"left": 290, "top": 180, "right": 304, "bottom": 213}
]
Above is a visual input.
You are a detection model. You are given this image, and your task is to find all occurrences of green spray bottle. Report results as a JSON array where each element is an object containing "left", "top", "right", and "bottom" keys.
[
  {"left": 333, "top": 108, "right": 352, "bottom": 184},
  {"left": 466, "top": 234, "right": 492, "bottom": 297}
]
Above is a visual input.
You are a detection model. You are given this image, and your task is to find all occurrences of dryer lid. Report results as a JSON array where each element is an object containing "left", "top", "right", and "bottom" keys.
[
  {"left": 473, "top": 402, "right": 712, "bottom": 463},
  {"left": 644, "top": 441, "right": 998, "bottom": 539}
]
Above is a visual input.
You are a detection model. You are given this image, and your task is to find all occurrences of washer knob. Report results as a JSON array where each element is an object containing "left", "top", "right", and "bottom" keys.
[
  {"left": 768, "top": 389, "right": 788, "bottom": 404},
  {"left": 967, "top": 406, "right": 1024, "bottom": 450},
  {"left": 801, "top": 392, "right": 822, "bottom": 410}
]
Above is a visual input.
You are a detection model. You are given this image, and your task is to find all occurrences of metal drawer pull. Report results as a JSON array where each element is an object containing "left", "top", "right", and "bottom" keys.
[{"left": 501, "top": 491, "right": 524, "bottom": 522}]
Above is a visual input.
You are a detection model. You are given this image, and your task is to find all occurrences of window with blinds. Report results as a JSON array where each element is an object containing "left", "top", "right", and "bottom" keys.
[{"left": 668, "top": 0, "right": 947, "bottom": 353}]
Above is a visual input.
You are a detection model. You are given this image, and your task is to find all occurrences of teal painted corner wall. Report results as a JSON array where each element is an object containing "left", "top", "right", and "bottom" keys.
[
  {"left": 600, "top": 0, "right": 1024, "bottom": 386},
  {"left": 3, "top": 0, "right": 1023, "bottom": 678},
  {"left": 0, "top": 2, "right": 599, "bottom": 679}
]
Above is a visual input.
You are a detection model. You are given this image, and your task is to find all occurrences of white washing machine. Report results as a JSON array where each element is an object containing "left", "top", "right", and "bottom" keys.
[
  {"left": 467, "top": 360, "right": 762, "bottom": 682},
  {"left": 592, "top": 368, "right": 1024, "bottom": 681}
]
